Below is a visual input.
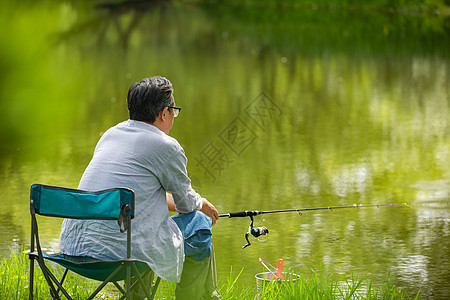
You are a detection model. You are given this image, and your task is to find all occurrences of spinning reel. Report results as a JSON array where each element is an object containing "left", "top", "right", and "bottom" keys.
[{"left": 242, "top": 215, "right": 268, "bottom": 249}]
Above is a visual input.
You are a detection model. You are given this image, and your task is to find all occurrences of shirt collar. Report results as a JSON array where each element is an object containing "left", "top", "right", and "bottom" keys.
[{"left": 126, "top": 119, "right": 166, "bottom": 135}]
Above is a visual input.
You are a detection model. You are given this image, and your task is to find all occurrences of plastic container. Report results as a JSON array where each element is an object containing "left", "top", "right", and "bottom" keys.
[{"left": 255, "top": 271, "right": 300, "bottom": 296}]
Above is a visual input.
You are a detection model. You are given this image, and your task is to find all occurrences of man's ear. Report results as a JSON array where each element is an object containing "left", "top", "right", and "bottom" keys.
[{"left": 159, "top": 107, "right": 169, "bottom": 122}]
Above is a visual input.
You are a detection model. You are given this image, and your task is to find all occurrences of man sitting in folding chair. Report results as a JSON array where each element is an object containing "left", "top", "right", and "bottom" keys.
[{"left": 60, "top": 76, "right": 221, "bottom": 299}]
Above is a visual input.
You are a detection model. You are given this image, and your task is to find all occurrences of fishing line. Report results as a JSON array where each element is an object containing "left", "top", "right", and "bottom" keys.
[{"left": 255, "top": 215, "right": 268, "bottom": 243}]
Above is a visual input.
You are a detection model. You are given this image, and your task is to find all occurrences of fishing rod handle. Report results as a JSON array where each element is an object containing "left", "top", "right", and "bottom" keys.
[{"left": 219, "top": 210, "right": 261, "bottom": 218}]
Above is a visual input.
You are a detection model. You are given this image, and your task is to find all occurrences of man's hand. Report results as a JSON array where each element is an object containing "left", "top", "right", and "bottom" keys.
[{"left": 200, "top": 198, "right": 219, "bottom": 226}]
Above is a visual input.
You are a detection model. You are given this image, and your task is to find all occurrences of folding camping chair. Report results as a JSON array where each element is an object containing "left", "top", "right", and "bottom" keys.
[{"left": 27, "top": 183, "right": 161, "bottom": 300}]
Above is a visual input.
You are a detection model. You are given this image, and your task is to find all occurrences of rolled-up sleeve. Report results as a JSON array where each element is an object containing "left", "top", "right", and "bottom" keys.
[{"left": 159, "top": 147, "right": 203, "bottom": 213}]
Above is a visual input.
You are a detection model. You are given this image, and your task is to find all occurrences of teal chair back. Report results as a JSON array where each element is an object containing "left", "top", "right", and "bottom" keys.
[{"left": 30, "top": 184, "right": 134, "bottom": 218}]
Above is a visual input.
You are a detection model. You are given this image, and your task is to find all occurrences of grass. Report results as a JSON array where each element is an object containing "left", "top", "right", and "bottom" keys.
[{"left": 0, "top": 250, "right": 420, "bottom": 299}]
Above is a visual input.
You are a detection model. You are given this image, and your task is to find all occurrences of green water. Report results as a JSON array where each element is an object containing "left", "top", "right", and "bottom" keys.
[{"left": 0, "top": 1, "right": 449, "bottom": 299}]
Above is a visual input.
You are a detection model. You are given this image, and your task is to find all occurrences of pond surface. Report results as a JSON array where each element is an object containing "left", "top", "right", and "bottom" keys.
[{"left": 0, "top": 2, "right": 449, "bottom": 299}]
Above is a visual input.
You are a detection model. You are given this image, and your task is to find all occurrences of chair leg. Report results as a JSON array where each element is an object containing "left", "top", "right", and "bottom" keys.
[
  {"left": 126, "top": 263, "right": 131, "bottom": 300},
  {"left": 55, "top": 269, "right": 69, "bottom": 297},
  {"left": 29, "top": 256, "right": 34, "bottom": 300},
  {"left": 129, "top": 268, "right": 151, "bottom": 291},
  {"left": 44, "top": 265, "right": 72, "bottom": 300},
  {"left": 35, "top": 257, "right": 61, "bottom": 299},
  {"left": 86, "top": 263, "right": 125, "bottom": 300},
  {"left": 113, "top": 281, "right": 127, "bottom": 295},
  {"left": 131, "top": 263, "right": 160, "bottom": 300},
  {"left": 149, "top": 277, "right": 161, "bottom": 300},
  {"left": 118, "top": 269, "right": 151, "bottom": 300}
]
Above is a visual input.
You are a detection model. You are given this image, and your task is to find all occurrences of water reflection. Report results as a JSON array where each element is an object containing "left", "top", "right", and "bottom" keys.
[
  {"left": 0, "top": 212, "right": 26, "bottom": 257},
  {"left": 395, "top": 206, "right": 450, "bottom": 299},
  {"left": 414, "top": 180, "right": 450, "bottom": 207},
  {"left": 330, "top": 163, "right": 372, "bottom": 198}
]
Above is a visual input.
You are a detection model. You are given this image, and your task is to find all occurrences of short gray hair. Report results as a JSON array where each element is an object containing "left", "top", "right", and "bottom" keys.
[{"left": 127, "top": 76, "right": 174, "bottom": 123}]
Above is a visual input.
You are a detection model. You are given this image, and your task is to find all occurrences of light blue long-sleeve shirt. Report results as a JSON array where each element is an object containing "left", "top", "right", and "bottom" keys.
[{"left": 60, "top": 120, "right": 203, "bottom": 282}]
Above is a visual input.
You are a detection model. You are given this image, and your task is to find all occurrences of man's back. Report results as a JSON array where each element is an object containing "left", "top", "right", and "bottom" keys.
[{"left": 61, "top": 120, "right": 201, "bottom": 282}]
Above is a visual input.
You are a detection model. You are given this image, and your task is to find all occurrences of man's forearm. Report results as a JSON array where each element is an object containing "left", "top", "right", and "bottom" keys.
[{"left": 167, "top": 193, "right": 218, "bottom": 225}]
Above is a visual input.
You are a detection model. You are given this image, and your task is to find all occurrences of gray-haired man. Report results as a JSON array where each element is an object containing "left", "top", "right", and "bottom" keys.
[{"left": 60, "top": 76, "right": 221, "bottom": 299}]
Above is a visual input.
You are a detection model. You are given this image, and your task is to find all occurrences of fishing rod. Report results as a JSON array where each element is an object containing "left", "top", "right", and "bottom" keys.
[{"left": 219, "top": 203, "right": 409, "bottom": 249}]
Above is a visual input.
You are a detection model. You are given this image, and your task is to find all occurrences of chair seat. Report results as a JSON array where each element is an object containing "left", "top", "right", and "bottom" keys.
[{"left": 27, "top": 251, "right": 150, "bottom": 282}]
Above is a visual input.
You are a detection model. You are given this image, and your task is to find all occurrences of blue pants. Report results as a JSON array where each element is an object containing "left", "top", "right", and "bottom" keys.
[{"left": 171, "top": 211, "right": 213, "bottom": 261}]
